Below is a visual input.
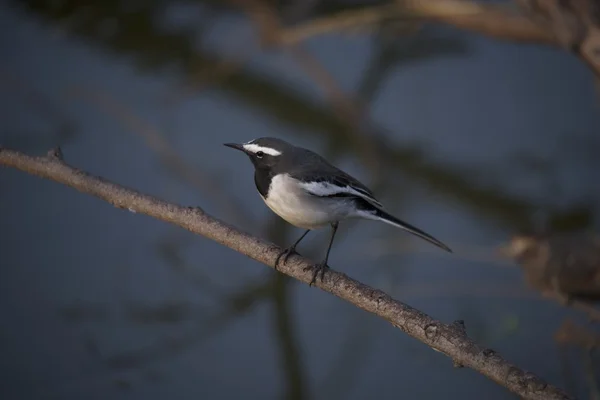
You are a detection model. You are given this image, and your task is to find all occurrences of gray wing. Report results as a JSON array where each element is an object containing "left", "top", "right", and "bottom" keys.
[{"left": 287, "top": 153, "right": 383, "bottom": 209}]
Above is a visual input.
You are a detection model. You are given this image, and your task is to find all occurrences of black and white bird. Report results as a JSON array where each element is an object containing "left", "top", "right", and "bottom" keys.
[{"left": 225, "top": 137, "right": 451, "bottom": 285}]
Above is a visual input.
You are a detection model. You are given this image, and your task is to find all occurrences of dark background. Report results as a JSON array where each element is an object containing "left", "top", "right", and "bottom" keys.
[{"left": 1, "top": 1, "right": 599, "bottom": 399}]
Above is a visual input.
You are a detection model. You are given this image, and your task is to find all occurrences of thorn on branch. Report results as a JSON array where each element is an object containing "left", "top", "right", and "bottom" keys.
[
  {"left": 186, "top": 206, "right": 205, "bottom": 215},
  {"left": 424, "top": 323, "right": 440, "bottom": 341},
  {"left": 483, "top": 348, "right": 497, "bottom": 358},
  {"left": 452, "top": 319, "right": 467, "bottom": 333},
  {"left": 524, "top": 372, "right": 548, "bottom": 392},
  {"left": 375, "top": 294, "right": 386, "bottom": 310},
  {"left": 47, "top": 147, "right": 64, "bottom": 161}
]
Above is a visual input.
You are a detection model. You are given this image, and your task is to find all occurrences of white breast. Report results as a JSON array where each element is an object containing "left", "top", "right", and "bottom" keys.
[{"left": 263, "top": 174, "right": 352, "bottom": 229}]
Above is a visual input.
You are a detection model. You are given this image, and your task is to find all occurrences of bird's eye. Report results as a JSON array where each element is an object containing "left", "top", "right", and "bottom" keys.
[{"left": 256, "top": 151, "right": 264, "bottom": 158}]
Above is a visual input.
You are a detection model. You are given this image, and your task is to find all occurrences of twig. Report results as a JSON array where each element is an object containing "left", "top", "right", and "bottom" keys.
[
  {"left": 278, "top": 1, "right": 554, "bottom": 46},
  {"left": 568, "top": 298, "right": 600, "bottom": 323},
  {"left": 584, "top": 349, "right": 600, "bottom": 400},
  {"left": 278, "top": 4, "right": 407, "bottom": 45},
  {"left": 164, "top": 24, "right": 258, "bottom": 106},
  {"left": 403, "top": 0, "right": 554, "bottom": 43},
  {"left": 237, "top": 0, "right": 365, "bottom": 122},
  {"left": 555, "top": 319, "right": 600, "bottom": 349},
  {"left": 366, "top": 238, "right": 511, "bottom": 266},
  {"left": 271, "top": 275, "right": 307, "bottom": 400},
  {"left": 0, "top": 146, "right": 572, "bottom": 400},
  {"left": 0, "top": 68, "right": 76, "bottom": 142},
  {"left": 106, "top": 280, "right": 272, "bottom": 369},
  {"left": 389, "top": 282, "right": 536, "bottom": 300},
  {"left": 267, "top": 0, "right": 600, "bottom": 78},
  {"left": 554, "top": 319, "right": 600, "bottom": 398},
  {"left": 68, "top": 87, "right": 254, "bottom": 226},
  {"left": 238, "top": 0, "right": 386, "bottom": 177}
]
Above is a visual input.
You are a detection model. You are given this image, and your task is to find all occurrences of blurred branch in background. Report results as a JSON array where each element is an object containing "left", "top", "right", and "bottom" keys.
[
  {"left": 94, "top": 226, "right": 309, "bottom": 398},
  {"left": 271, "top": 272, "right": 306, "bottom": 400},
  {"left": 368, "top": 230, "right": 600, "bottom": 321},
  {"left": 68, "top": 87, "right": 254, "bottom": 227},
  {"left": 355, "top": 28, "right": 470, "bottom": 104},
  {"left": 12, "top": 0, "right": 553, "bottom": 232},
  {"left": 105, "top": 279, "right": 272, "bottom": 370},
  {"left": 501, "top": 232, "right": 600, "bottom": 321},
  {"left": 316, "top": 312, "right": 377, "bottom": 400},
  {"left": 555, "top": 319, "right": 600, "bottom": 399},
  {"left": 152, "top": 213, "right": 310, "bottom": 399},
  {"left": 555, "top": 319, "right": 600, "bottom": 353},
  {"left": 267, "top": 0, "right": 600, "bottom": 77},
  {"left": 276, "top": 1, "right": 554, "bottom": 45},
  {"left": 156, "top": 234, "right": 233, "bottom": 298},
  {"left": 367, "top": 236, "right": 508, "bottom": 265},
  {"left": 259, "top": 213, "right": 309, "bottom": 400},
  {"left": 236, "top": 0, "right": 388, "bottom": 178},
  {"left": 0, "top": 147, "right": 572, "bottom": 400},
  {"left": 0, "top": 67, "right": 77, "bottom": 149},
  {"left": 516, "top": 0, "right": 600, "bottom": 76},
  {"left": 162, "top": 21, "right": 259, "bottom": 107}
]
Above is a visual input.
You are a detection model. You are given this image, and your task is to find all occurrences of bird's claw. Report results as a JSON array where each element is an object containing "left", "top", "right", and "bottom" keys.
[
  {"left": 274, "top": 246, "right": 297, "bottom": 270},
  {"left": 304, "top": 262, "right": 328, "bottom": 286}
]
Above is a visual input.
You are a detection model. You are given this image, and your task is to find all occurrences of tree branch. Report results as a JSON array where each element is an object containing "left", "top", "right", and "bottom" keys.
[
  {"left": 408, "top": 0, "right": 555, "bottom": 43},
  {"left": 278, "top": 1, "right": 554, "bottom": 46},
  {"left": 275, "top": 0, "right": 600, "bottom": 77},
  {"left": 0, "top": 146, "right": 572, "bottom": 400}
]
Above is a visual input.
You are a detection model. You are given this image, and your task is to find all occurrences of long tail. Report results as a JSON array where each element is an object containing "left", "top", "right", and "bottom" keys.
[{"left": 368, "top": 208, "right": 452, "bottom": 253}]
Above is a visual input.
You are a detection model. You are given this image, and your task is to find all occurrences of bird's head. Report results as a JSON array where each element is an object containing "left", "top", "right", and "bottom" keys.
[{"left": 224, "top": 137, "right": 292, "bottom": 171}]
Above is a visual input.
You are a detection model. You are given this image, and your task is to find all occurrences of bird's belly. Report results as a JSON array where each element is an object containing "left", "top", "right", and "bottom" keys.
[{"left": 263, "top": 191, "right": 347, "bottom": 229}]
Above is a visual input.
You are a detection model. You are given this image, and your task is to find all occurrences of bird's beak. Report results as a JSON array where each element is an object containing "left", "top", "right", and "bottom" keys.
[{"left": 223, "top": 143, "right": 245, "bottom": 152}]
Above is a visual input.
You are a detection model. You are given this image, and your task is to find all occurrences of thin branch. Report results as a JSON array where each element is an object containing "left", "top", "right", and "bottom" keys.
[
  {"left": 402, "top": 0, "right": 555, "bottom": 43},
  {"left": 272, "top": 275, "right": 307, "bottom": 400},
  {"left": 163, "top": 23, "right": 259, "bottom": 106},
  {"left": 271, "top": 0, "right": 600, "bottom": 78},
  {"left": 564, "top": 296, "right": 600, "bottom": 323},
  {"left": 278, "top": 1, "right": 554, "bottom": 46},
  {"left": 106, "top": 280, "right": 272, "bottom": 369},
  {"left": 238, "top": 0, "right": 386, "bottom": 177},
  {"left": 0, "top": 146, "right": 572, "bottom": 400},
  {"left": 554, "top": 319, "right": 600, "bottom": 350},
  {"left": 68, "top": 87, "right": 254, "bottom": 226},
  {"left": 278, "top": 4, "right": 408, "bottom": 45}
]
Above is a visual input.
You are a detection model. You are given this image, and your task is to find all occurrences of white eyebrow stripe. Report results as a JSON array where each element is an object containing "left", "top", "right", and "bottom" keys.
[{"left": 242, "top": 143, "right": 281, "bottom": 156}]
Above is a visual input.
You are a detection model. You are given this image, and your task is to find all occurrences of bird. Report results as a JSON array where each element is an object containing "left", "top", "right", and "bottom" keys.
[{"left": 224, "top": 137, "right": 452, "bottom": 285}]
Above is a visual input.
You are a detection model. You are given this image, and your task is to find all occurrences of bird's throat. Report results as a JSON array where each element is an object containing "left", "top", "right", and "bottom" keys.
[{"left": 254, "top": 168, "right": 272, "bottom": 198}]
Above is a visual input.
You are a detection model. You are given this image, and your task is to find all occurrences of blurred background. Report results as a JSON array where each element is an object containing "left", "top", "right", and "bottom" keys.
[{"left": 1, "top": 0, "right": 600, "bottom": 399}]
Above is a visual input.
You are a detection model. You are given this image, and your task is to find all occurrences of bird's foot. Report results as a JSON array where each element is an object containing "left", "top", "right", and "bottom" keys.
[
  {"left": 274, "top": 246, "right": 297, "bottom": 270},
  {"left": 304, "top": 262, "right": 329, "bottom": 286}
]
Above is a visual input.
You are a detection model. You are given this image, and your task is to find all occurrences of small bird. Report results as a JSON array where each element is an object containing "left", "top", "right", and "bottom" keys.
[{"left": 225, "top": 137, "right": 451, "bottom": 285}]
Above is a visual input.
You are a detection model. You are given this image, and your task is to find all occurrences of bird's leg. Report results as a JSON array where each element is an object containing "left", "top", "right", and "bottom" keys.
[
  {"left": 275, "top": 229, "right": 311, "bottom": 270},
  {"left": 305, "top": 222, "right": 338, "bottom": 286}
]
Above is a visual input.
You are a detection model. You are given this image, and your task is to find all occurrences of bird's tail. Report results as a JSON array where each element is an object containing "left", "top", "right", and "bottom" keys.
[{"left": 368, "top": 208, "right": 452, "bottom": 253}]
